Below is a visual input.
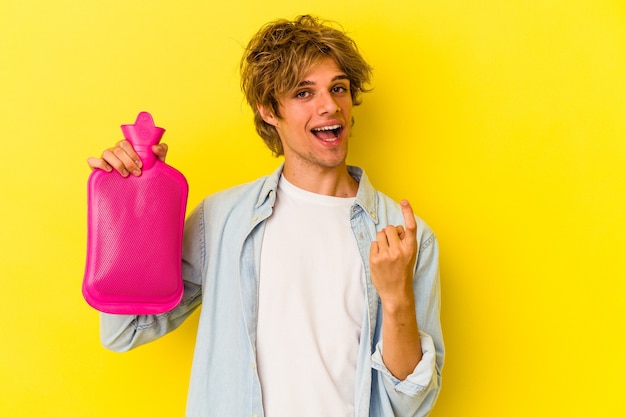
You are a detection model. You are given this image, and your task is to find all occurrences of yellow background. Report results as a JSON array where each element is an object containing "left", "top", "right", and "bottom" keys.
[{"left": 1, "top": 0, "right": 625, "bottom": 415}]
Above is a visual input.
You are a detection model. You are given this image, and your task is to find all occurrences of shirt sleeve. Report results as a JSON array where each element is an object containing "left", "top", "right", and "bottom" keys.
[{"left": 371, "top": 330, "right": 437, "bottom": 396}]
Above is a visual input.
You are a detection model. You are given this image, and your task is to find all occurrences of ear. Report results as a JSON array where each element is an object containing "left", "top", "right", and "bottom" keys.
[{"left": 258, "top": 104, "right": 278, "bottom": 126}]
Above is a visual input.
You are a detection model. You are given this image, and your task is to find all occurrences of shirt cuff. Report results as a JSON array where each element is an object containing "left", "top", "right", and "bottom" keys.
[{"left": 371, "top": 330, "right": 437, "bottom": 396}]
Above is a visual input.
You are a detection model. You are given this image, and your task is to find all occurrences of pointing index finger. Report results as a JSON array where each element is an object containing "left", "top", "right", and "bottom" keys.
[{"left": 401, "top": 200, "right": 417, "bottom": 238}]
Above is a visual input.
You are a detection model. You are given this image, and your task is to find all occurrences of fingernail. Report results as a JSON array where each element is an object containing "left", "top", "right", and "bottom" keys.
[
  {"left": 122, "top": 169, "right": 129, "bottom": 177},
  {"left": 135, "top": 160, "right": 142, "bottom": 168},
  {"left": 132, "top": 170, "right": 141, "bottom": 176}
]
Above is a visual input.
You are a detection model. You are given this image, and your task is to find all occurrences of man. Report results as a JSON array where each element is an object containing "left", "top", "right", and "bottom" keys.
[{"left": 88, "top": 15, "right": 444, "bottom": 417}]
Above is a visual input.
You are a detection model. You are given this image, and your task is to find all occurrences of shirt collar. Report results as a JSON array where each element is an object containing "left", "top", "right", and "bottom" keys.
[
  {"left": 349, "top": 166, "right": 379, "bottom": 224},
  {"left": 254, "top": 164, "right": 283, "bottom": 209},
  {"left": 255, "top": 163, "right": 379, "bottom": 224}
]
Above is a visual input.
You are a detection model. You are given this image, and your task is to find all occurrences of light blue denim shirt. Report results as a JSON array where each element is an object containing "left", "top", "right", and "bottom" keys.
[{"left": 101, "top": 165, "right": 444, "bottom": 417}]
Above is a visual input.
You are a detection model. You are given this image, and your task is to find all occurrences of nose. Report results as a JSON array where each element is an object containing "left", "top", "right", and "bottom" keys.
[{"left": 316, "top": 91, "right": 341, "bottom": 115}]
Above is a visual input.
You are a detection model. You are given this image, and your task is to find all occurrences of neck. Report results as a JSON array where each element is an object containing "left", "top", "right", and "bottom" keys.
[{"left": 281, "top": 162, "right": 358, "bottom": 198}]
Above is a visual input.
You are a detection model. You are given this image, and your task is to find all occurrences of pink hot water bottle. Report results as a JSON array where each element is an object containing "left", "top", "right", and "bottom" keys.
[{"left": 83, "top": 112, "right": 189, "bottom": 314}]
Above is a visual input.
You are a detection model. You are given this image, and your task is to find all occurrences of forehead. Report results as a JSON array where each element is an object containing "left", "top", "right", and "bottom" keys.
[{"left": 298, "top": 57, "right": 348, "bottom": 84}]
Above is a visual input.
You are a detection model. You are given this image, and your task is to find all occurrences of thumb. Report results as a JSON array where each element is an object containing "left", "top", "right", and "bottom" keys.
[{"left": 152, "top": 143, "right": 169, "bottom": 162}]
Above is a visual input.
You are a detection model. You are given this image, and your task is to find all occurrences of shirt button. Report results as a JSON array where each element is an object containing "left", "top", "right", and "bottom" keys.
[
  {"left": 252, "top": 216, "right": 258, "bottom": 222},
  {"left": 253, "top": 414, "right": 259, "bottom": 417}
]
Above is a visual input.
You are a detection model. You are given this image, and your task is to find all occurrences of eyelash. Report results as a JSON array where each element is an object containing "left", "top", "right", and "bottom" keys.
[
  {"left": 294, "top": 85, "right": 349, "bottom": 99},
  {"left": 295, "top": 90, "right": 311, "bottom": 98}
]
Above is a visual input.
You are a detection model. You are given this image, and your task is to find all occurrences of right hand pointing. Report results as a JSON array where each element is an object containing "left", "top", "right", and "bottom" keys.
[{"left": 87, "top": 140, "right": 168, "bottom": 177}]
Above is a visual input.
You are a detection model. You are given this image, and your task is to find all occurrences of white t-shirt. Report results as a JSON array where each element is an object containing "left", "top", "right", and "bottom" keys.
[{"left": 256, "top": 175, "right": 365, "bottom": 417}]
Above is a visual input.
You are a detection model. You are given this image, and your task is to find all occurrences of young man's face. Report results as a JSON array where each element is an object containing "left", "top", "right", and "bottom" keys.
[{"left": 260, "top": 57, "right": 354, "bottom": 173}]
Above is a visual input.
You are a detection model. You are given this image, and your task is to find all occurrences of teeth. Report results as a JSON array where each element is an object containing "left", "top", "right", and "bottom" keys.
[{"left": 312, "top": 124, "right": 341, "bottom": 132}]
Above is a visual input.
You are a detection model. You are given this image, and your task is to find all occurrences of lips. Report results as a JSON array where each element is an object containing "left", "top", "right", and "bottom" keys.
[{"left": 311, "top": 124, "right": 343, "bottom": 142}]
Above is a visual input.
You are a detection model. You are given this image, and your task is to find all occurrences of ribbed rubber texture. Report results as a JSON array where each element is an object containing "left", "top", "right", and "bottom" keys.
[{"left": 83, "top": 161, "right": 188, "bottom": 314}]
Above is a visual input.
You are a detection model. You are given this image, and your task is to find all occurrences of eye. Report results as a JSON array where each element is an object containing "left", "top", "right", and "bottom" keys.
[
  {"left": 295, "top": 90, "right": 311, "bottom": 99},
  {"left": 331, "top": 85, "right": 349, "bottom": 95}
]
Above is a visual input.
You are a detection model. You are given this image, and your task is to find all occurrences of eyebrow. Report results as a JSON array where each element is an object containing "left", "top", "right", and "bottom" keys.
[{"left": 297, "top": 74, "right": 350, "bottom": 87}]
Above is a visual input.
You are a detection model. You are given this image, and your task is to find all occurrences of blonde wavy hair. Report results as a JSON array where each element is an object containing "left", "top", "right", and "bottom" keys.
[{"left": 240, "top": 15, "right": 373, "bottom": 156}]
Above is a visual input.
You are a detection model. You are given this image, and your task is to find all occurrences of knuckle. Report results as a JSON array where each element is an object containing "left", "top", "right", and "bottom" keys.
[
  {"left": 101, "top": 149, "right": 116, "bottom": 162},
  {"left": 112, "top": 147, "right": 125, "bottom": 157}
]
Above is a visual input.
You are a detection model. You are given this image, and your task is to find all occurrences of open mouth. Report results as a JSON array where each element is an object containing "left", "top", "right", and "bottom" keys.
[{"left": 311, "top": 124, "right": 343, "bottom": 142}]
